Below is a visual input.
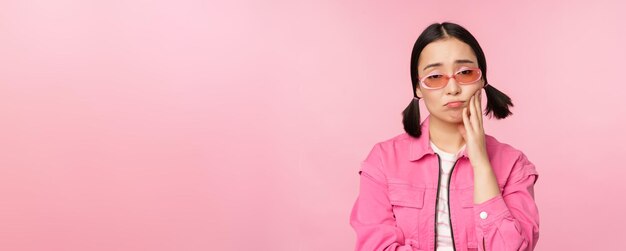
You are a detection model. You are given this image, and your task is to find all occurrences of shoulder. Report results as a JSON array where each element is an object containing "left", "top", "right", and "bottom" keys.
[
  {"left": 484, "top": 134, "right": 538, "bottom": 180},
  {"left": 361, "top": 132, "right": 412, "bottom": 167},
  {"left": 485, "top": 133, "right": 526, "bottom": 160},
  {"left": 367, "top": 132, "right": 412, "bottom": 156},
  {"left": 359, "top": 132, "right": 414, "bottom": 181}
]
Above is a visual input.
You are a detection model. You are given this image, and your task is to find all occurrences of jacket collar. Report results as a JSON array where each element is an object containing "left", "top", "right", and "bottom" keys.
[{"left": 409, "top": 114, "right": 469, "bottom": 161}]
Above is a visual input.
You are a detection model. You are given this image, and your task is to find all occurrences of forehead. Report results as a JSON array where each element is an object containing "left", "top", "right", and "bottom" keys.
[{"left": 418, "top": 37, "right": 477, "bottom": 71}]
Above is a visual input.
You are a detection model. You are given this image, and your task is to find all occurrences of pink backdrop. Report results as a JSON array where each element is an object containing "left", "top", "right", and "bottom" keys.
[{"left": 1, "top": 0, "right": 625, "bottom": 250}]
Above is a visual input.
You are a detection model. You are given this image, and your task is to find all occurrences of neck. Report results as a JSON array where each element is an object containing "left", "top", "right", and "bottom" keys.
[{"left": 429, "top": 116, "right": 465, "bottom": 154}]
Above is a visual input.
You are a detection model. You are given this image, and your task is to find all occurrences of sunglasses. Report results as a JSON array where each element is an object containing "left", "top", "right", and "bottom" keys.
[{"left": 419, "top": 67, "right": 483, "bottom": 90}]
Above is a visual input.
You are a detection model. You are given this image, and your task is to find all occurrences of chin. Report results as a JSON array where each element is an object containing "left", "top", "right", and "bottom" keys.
[
  {"left": 433, "top": 112, "right": 464, "bottom": 124},
  {"left": 447, "top": 117, "right": 464, "bottom": 124}
]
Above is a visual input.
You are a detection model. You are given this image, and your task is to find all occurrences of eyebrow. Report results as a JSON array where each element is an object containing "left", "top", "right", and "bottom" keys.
[{"left": 423, "top": 59, "right": 475, "bottom": 71}]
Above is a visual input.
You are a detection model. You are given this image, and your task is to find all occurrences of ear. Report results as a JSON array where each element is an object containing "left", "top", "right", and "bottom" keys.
[{"left": 415, "top": 86, "right": 423, "bottom": 99}]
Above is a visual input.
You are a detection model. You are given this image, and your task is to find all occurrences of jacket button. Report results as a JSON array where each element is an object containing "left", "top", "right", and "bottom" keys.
[{"left": 480, "top": 211, "right": 488, "bottom": 219}]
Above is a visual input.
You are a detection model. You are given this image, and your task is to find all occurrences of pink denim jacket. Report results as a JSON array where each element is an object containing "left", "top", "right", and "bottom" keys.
[{"left": 349, "top": 115, "right": 539, "bottom": 251}]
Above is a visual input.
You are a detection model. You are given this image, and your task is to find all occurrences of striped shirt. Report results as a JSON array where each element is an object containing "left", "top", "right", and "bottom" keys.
[{"left": 430, "top": 140, "right": 466, "bottom": 251}]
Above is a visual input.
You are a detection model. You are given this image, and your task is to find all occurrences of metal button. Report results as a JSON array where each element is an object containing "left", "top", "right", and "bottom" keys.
[{"left": 480, "top": 211, "right": 488, "bottom": 219}]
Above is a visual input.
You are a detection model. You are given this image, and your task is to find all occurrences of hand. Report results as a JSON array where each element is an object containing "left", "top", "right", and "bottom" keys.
[{"left": 457, "top": 89, "right": 489, "bottom": 168}]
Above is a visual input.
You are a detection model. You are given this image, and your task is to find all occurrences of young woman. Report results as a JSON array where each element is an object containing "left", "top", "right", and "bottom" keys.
[{"left": 349, "top": 22, "right": 540, "bottom": 251}]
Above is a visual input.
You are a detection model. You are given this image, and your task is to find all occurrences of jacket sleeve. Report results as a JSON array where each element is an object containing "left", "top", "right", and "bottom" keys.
[
  {"left": 349, "top": 144, "right": 421, "bottom": 251},
  {"left": 473, "top": 152, "right": 540, "bottom": 251}
]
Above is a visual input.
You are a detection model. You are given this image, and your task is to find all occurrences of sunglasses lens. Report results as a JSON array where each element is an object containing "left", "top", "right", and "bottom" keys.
[
  {"left": 456, "top": 69, "right": 481, "bottom": 83},
  {"left": 421, "top": 68, "right": 481, "bottom": 88},
  {"left": 423, "top": 75, "right": 446, "bottom": 88}
]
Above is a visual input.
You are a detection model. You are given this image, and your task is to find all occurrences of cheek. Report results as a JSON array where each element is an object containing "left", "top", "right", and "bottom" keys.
[
  {"left": 462, "top": 85, "right": 482, "bottom": 95},
  {"left": 421, "top": 96, "right": 441, "bottom": 110},
  {"left": 421, "top": 91, "right": 442, "bottom": 104}
]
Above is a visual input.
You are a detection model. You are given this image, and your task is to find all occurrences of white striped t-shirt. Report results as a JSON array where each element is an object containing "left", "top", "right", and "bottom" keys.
[{"left": 430, "top": 140, "right": 466, "bottom": 251}]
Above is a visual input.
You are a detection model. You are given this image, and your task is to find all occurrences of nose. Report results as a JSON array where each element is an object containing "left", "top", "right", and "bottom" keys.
[{"left": 444, "top": 77, "right": 461, "bottom": 95}]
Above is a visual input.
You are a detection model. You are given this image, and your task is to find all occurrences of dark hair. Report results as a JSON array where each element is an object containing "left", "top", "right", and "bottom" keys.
[{"left": 402, "top": 22, "right": 514, "bottom": 138}]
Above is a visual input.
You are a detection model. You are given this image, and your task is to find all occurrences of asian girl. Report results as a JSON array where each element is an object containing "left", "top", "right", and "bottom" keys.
[{"left": 350, "top": 22, "right": 540, "bottom": 251}]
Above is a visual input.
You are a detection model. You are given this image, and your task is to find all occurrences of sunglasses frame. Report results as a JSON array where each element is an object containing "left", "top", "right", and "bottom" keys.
[{"left": 419, "top": 67, "right": 483, "bottom": 90}]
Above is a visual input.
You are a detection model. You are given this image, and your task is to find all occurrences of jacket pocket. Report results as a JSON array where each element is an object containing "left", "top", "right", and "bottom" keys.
[
  {"left": 388, "top": 183, "right": 425, "bottom": 208},
  {"left": 387, "top": 183, "right": 425, "bottom": 242},
  {"left": 462, "top": 188, "right": 479, "bottom": 251},
  {"left": 461, "top": 188, "right": 474, "bottom": 208},
  {"left": 467, "top": 241, "right": 478, "bottom": 251}
]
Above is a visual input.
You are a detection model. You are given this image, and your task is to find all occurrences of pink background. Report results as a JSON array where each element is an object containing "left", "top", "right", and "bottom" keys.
[{"left": 1, "top": 0, "right": 625, "bottom": 250}]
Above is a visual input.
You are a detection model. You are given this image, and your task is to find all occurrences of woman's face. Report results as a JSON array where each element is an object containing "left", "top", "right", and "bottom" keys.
[{"left": 415, "top": 37, "right": 485, "bottom": 124}]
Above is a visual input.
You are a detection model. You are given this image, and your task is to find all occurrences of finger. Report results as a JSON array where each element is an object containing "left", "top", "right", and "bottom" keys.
[
  {"left": 475, "top": 90, "right": 483, "bottom": 128},
  {"left": 462, "top": 106, "right": 471, "bottom": 136},
  {"left": 468, "top": 94, "right": 478, "bottom": 132},
  {"left": 472, "top": 92, "right": 482, "bottom": 130}
]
